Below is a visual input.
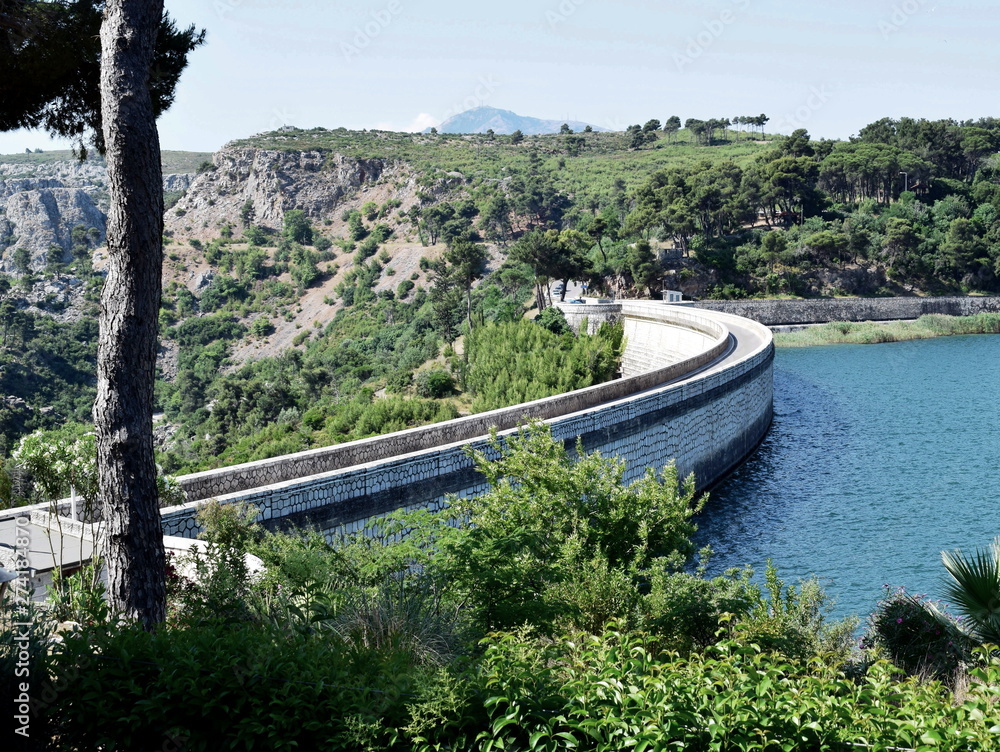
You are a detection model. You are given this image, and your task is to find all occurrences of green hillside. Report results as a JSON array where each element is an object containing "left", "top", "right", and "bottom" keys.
[
  {"left": 233, "top": 126, "right": 778, "bottom": 201},
  {"left": 0, "top": 149, "right": 212, "bottom": 173},
  {"left": 5, "top": 115, "right": 1000, "bottom": 487}
]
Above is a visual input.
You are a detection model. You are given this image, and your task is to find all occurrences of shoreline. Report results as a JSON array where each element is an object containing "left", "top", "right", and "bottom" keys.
[{"left": 773, "top": 312, "right": 1000, "bottom": 347}]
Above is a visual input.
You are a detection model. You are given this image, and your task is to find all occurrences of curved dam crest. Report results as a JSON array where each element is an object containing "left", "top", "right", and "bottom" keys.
[{"left": 155, "top": 302, "right": 774, "bottom": 538}]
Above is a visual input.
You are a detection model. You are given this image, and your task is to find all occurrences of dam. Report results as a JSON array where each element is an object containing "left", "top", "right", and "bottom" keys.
[{"left": 156, "top": 301, "right": 774, "bottom": 538}]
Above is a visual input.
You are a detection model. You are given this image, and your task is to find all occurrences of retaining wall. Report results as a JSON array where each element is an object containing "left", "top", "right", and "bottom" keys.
[
  {"left": 176, "top": 305, "right": 729, "bottom": 502},
  {"left": 158, "top": 303, "right": 774, "bottom": 539},
  {"left": 691, "top": 296, "right": 1000, "bottom": 327}
]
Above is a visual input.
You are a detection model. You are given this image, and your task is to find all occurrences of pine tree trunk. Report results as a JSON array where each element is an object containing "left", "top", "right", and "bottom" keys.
[{"left": 95, "top": 0, "right": 166, "bottom": 629}]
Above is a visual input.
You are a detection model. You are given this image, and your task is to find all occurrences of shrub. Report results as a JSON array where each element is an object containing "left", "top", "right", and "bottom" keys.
[
  {"left": 468, "top": 628, "right": 1000, "bottom": 752},
  {"left": 243, "top": 225, "right": 269, "bottom": 245},
  {"left": 200, "top": 277, "right": 249, "bottom": 312},
  {"left": 347, "top": 211, "right": 367, "bottom": 241},
  {"left": 371, "top": 223, "right": 392, "bottom": 243},
  {"left": 415, "top": 368, "right": 453, "bottom": 398},
  {"left": 282, "top": 209, "right": 313, "bottom": 245},
  {"left": 464, "top": 320, "right": 623, "bottom": 413},
  {"left": 862, "top": 587, "right": 969, "bottom": 680},
  {"left": 534, "top": 305, "right": 570, "bottom": 334},
  {"left": 410, "top": 423, "right": 702, "bottom": 634},
  {"left": 250, "top": 317, "right": 273, "bottom": 338},
  {"left": 171, "top": 314, "right": 246, "bottom": 346},
  {"left": 45, "top": 620, "right": 435, "bottom": 752},
  {"left": 385, "top": 369, "right": 412, "bottom": 393},
  {"left": 396, "top": 279, "right": 415, "bottom": 299}
]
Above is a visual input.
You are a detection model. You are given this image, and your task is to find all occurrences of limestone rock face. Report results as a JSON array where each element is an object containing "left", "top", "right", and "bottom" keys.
[
  {"left": 0, "top": 186, "right": 107, "bottom": 271},
  {"left": 162, "top": 173, "right": 194, "bottom": 193},
  {"left": 0, "top": 156, "right": 196, "bottom": 268},
  {"left": 0, "top": 159, "right": 107, "bottom": 184},
  {"left": 164, "top": 148, "right": 392, "bottom": 235}
]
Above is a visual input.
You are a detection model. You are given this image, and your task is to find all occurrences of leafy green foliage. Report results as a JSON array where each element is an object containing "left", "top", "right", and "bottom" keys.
[
  {"left": 282, "top": 209, "right": 314, "bottom": 245},
  {"left": 863, "top": 587, "right": 969, "bottom": 681},
  {"left": 331, "top": 423, "right": 703, "bottom": 639},
  {"left": 414, "top": 368, "right": 453, "bottom": 398},
  {"left": 168, "top": 313, "right": 245, "bottom": 347},
  {"left": 940, "top": 536, "right": 1000, "bottom": 645},
  {"left": 159, "top": 294, "right": 455, "bottom": 472},
  {"left": 472, "top": 629, "right": 1000, "bottom": 752},
  {"left": 45, "top": 620, "right": 439, "bottom": 752},
  {"left": 0, "top": 285, "right": 98, "bottom": 453},
  {"left": 7, "top": 423, "right": 184, "bottom": 512},
  {"left": 465, "top": 320, "right": 623, "bottom": 412},
  {"left": 534, "top": 305, "right": 570, "bottom": 334},
  {"left": 13, "top": 422, "right": 992, "bottom": 750},
  {"left": 0, "top": 2, "right": 205, "bottom": 153}
]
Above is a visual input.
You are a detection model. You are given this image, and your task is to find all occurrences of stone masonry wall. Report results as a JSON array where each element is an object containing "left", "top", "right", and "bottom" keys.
[
  {"left": 160, "top": 304, "right": 773, "bottom": 539},
  {"left": 175, "top": 305, "right": 729, "bottom": 502},
  {"left": 692, "top": 296, "right": 1000, "bottom": 326}
]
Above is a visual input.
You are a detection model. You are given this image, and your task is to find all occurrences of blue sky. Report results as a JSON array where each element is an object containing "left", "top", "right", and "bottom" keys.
[{"left": 2, "top": 0, "right": 997, "bottom": 154}]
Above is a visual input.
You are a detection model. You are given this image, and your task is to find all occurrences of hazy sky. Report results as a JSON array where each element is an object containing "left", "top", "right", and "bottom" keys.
[{"left": 2, "top": 0, "right": 997, "bottom": 154}]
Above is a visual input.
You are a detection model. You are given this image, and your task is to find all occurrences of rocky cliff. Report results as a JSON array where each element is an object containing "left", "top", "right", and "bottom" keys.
[
  {"left": 0, "top": 184, "right": 106, "bottom": 271},
  {"left": 164, "top": 148, "right": 397, "bottom": 235},
  {"left": 0, "top": 154, "right": 198, "bottom": 272}
]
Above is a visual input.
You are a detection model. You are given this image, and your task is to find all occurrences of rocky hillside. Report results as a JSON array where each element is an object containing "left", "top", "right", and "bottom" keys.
[
  {"left": 165, "top": 148, "right": 399, "bottom": 237},
  {"left": 159, "top": 145, "right": 458, "bottom": 364},
  {"left": 0, "top": 150, "right": 207, "bottom": 273}
]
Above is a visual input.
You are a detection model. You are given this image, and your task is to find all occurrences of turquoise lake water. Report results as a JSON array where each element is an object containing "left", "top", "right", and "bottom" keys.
[{"left": 692, "top": 333, "right": 1000, "bottom": 623}]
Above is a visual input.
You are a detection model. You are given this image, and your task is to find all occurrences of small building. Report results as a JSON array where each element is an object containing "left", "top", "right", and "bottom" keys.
[
  {"left": 662, "top": 290, "right": 684, "bottom": 303},
  {"left": 0, "top": 510, "right": 98, "bottom": 601}
]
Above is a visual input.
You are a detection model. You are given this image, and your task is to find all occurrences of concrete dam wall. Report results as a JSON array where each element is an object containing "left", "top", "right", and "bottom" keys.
[
  {"left": 157, "top": 303, "right": 774, "bottom": 539},
  {"left": 691, "top": 296, "right": 1000, "bottom": 327}
]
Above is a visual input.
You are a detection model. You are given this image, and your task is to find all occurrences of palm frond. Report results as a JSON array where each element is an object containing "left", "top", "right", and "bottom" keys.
[{"left": 940, "top": 536, "right": 1000, "bottom": 645}]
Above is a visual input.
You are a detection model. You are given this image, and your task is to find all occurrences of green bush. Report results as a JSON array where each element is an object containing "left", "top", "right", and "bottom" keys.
[
  {"left": 406, "top": 423, "right": 702, "bottom": 634},
  {"left": 199, "top": 277, "right": 249, "bottom": 312},
  {"left": 282, "top": 209, "right": 314, "bottom": 245},
  {"left": 250, "top": 317, "right": 273, "bottom": 338},
  {"left": 396, "top": 279, "right": 415, "bottom": 298},
  {"left": 170, "top": 314, "right": 246, "bottom": 347},
  {"left": 862, "top": 587, "right": 969, "bottom": 680},
  {"left": 2, "top": 611, "right": 57, "bottom": 748},
  {"left": 465, "top": 320, "right": 623, "bottom": 413},
  {"left": 46, "top": 621, "right": 435, "bottom": 752},
  {"left": 467, "top": 628, "right": 1000, "bottom": 752},
  {"left": 414, "top": 368, "right": 453, "bottom": 398},
  {"left": 534, "top": 305, "right": 570, "bottom": 334},
  {"left": 243, "top": 225, "right": 269, "bottom": 245}
]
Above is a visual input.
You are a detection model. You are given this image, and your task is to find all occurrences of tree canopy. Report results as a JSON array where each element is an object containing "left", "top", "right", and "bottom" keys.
[{"left": 0, "top": 0, "right": 204, "bottom": 152}]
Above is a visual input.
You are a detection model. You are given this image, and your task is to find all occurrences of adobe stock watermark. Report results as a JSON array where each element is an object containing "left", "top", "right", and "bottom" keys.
[
  {"left": 547, "top": 0, "right": 587, "bottom": 30},
  {"left": 213, "top": 0, "right": 244, "bottom": 20},
  {"left": 10, "top": 514, "right": 32, "bottom": 740},
  {"left": 341, "top": 0, "right": 403, "bottom": 62},
  {"left": 775, "top": 85, "right": 833, "bottom": 132},
  {"left": 675, "top": 0, "right": 751, "bottom": 72},
  {"left": 268, "top": 107, "right": 296, "bottom": 131},
  {"left": 439, "top": 75, "right": 501, "bottom": 124},
  {"left": 601, "top": 116, "right": 629, "bottom": 133},
  {"left": 879, "top": 0, "right": 929, "bottom": 39}
]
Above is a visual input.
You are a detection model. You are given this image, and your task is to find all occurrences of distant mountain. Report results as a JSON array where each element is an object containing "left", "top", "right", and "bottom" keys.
[{"left": 426, "top": 107, "right": 610, "bottom": 135}]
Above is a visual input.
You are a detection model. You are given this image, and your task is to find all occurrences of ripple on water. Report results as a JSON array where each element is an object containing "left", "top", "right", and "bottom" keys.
[{"left": 692, "top": 334, "right": 1000, "bottom": 620}]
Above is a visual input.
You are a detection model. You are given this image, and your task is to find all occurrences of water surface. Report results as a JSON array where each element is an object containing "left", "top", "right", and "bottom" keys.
[{"left": 693, "top": 334, "right": 1000, "bottom": 621}]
